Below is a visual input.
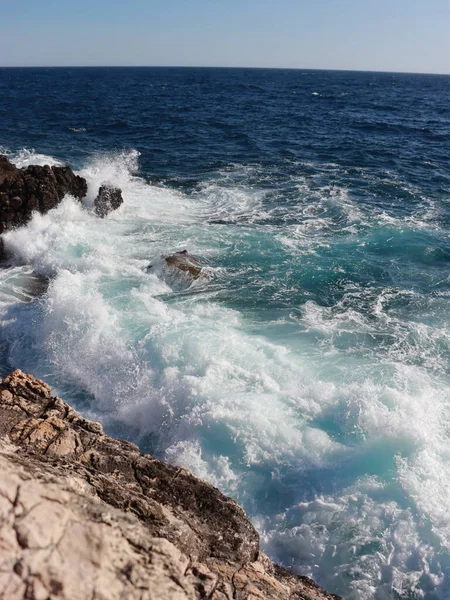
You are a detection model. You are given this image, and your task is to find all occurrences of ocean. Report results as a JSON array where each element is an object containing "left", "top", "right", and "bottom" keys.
[{"left": 1, "top": 66, "right": 450, "bottom": 599}]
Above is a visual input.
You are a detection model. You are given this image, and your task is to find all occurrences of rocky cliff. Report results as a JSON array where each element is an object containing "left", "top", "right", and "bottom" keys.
[{"left": 0, "top": 370, "right": 342, "bottom": 600}]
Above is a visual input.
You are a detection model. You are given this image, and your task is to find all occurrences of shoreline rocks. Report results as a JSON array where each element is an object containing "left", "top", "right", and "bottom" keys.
[
  {"left": 0, "top": 369, "right": 342, "bottom": 600},
  {"left": 0, "top": 156, "right": 87, "bottom": 234},
  {"left": 94, "top": 184, "right": 123, "bottom": 217},
  {"left": 0, "top": 156, "right": 125, "bottom": 262}
]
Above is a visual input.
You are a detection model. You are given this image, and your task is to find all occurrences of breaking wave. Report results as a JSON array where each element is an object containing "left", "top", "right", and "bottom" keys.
[{"left": 1, "top": 141, "right": 450, "bottom": 600}]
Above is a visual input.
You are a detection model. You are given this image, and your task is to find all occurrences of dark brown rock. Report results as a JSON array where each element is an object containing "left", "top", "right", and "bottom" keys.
[
  {"left": 165, "top": 250, "right": 203, "bottom": 279},
  {"left": 0, "top": 370, "right": 342, "bottom": 600},
  {"left": 94, "top": 184, "right": 123, "bottom": 217},
  {"left": 0, "top": 155, "right": 21, "bottom": 186},
  {"left": 0, "top": 237, "right": 7, "bottom": 262},
  {"left": 0, "top": 155, "right": 87, "bottom": 235}
]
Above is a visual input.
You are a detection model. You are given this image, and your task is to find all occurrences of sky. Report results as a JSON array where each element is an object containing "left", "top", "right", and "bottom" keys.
[{"left": 1, "top": 0, "right": 449, "bottom": 74}]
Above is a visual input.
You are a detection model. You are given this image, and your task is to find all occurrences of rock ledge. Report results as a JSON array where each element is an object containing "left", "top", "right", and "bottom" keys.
[{"left": 0, "top": 370, "right": 342, "bottom": 600}]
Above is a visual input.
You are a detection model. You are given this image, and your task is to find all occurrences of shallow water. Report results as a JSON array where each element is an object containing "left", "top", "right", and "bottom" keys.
[{"left": 1, "top": 67, "right": 450, "bottom": 599}]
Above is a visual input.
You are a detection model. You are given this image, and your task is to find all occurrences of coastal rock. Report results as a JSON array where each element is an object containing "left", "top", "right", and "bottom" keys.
[
  {"left": 0, "top": 155, "right": 87, "bottom": 235},
  {"left": 94, "top": 184, "right": 123, "bottom": 217},
  {"left": 146, "top": 250, "right": 209, "bottom": 289},
  {"left": 0, "top": 369, "right": 342, "bottom": 600},
  {"left": 0, "top": 237, "right": 7, "bottom": 262},
  {"left": 164, "top": 250, "right": 203, "bottom": 279}
]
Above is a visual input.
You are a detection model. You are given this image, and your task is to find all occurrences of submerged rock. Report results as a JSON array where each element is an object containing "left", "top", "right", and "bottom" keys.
[
  {"left": 146, "top": 250, "right": 209, "bottom": 289},
  {"left": 94, "top": 184, "right": 123, "bottom": 217},
  {"left": 0, "top": 155, "right": 87, "bottom": 234},
  {"left": 164, "top": 250, "right": 203, "bottom": 279},
  {"left": 0, "top": 369, "right": 342, "bottom": 600}
]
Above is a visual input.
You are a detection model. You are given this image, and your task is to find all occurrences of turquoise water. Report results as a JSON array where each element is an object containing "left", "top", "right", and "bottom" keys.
[{"left": 1, "top": 68, "right": 450, "bottom": 599}]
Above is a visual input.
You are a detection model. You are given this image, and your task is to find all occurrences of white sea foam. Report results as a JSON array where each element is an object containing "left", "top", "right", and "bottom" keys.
[
  {"left": 195, "top": 180, "right": 270, "bottom": 224},
  {"left": 8, "top": 148, "right": 64, "bottom": 168},
  {"left": 1, "top": 149, "right": 450, "bottom": 599}
]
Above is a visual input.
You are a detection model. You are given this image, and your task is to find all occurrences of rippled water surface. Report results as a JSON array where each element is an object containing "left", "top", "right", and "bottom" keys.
[{"left": 1, "top": 67, "right": 450, "bottom": 599}]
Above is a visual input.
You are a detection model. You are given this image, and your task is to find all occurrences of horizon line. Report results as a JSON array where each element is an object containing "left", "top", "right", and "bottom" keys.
[{"left": 1, "top": 65, "right": 449, "bottom": 77}]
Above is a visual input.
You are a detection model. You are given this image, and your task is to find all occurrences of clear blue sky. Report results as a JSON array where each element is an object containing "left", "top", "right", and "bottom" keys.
[{"left": 1, "top": 0, "right": 449, "bottom": 74}]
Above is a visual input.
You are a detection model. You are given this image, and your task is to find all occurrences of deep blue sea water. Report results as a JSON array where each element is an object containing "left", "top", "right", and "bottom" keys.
[{"left": 1, "top": 67, "right": 450, "bottom": 599}]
